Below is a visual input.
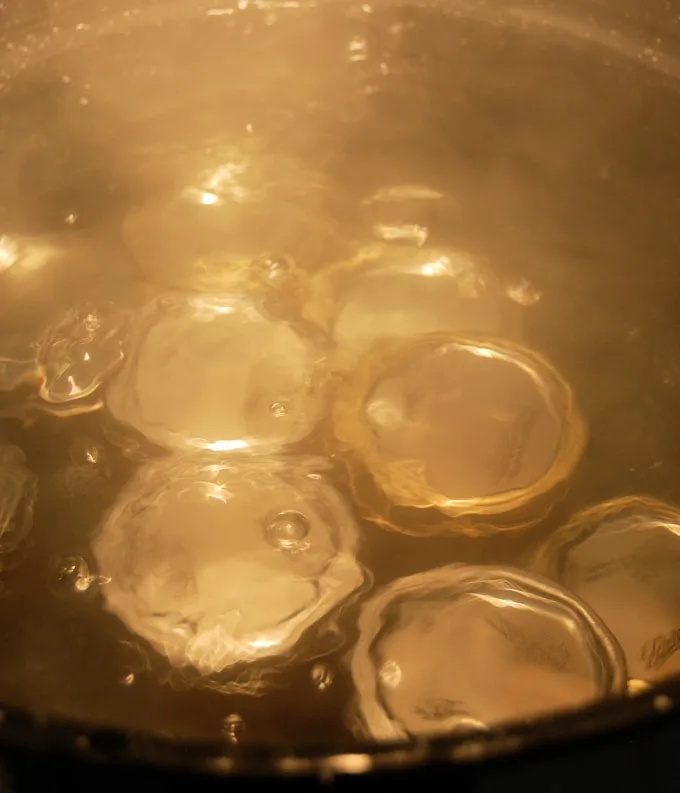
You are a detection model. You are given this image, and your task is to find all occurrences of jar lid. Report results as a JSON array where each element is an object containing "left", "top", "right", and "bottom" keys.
[
  {"left": 93, "top": 456, "right": 364, "bottom": 676},
  {"left": 349, "top": 564, "right": 626, "bottom": 741},
  {"left": 532, "top": 496, "right": 680, "bottom": 682},
  {"left": 122, "top": 143, "right": 339, "bottom": 293},
  {"left": 333, "top": 334, "right": 586, "bottom": 534},
  {"left": 106, "top": 292, "right": 329, "bottom": 454},
  {"left": 36, "top": 303, "right": 130, "bottom": 407},
  {"left": 304, "top": 245, "right": 515, "bottom": 358},
  {"left": 0, "top": 232, "right": 136, "bottom": 402}
]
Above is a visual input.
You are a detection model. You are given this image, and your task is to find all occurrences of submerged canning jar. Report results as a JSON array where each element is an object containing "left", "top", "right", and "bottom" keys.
[
  {"left": 333, "top": 333, "right": 586, "bottom": 535},
  {"left": 93, "top": 455, "right": 365, "bottom": 677},
  {"left": 349, "top": 564, "right": 626, "bottom": 740},
  {"left": 105, "top": 291, "right": 331, "bottom": 455},
  {"left": 0, "top": 232, "right": 137, "bottom": 414},
  {"left": 121, "top": 138, "right": 340, "bottom": 297},
  {"left": 303, "top": 243, "right": 519, "bottom": 361},
  {"left": 532, "top": 496, "right": 680, "bottom": 684}
]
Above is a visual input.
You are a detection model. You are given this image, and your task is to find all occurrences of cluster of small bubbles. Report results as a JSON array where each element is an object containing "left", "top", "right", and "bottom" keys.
[
  {"left": 505, "top": 277, "right": 543, "bottom": 307},
  {"left": 222, "top": 713, "right": 245, "bottom": 744},
  {"left": 63, "top": 211, "right": 78, "bottom": 227},
  {"left": 311, "top": 662, "right": 334, "bottom": 691},
  {"left": 265, "top": 510, "right": 311, "bottom": 552},
  {"left": 53, "top": 555, "right": 95, "bottom": 594}
]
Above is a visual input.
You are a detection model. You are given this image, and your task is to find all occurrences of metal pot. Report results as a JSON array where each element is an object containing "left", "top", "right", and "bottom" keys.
[{"left": 1, "top": 1, "right": 680, "bottom": 789}]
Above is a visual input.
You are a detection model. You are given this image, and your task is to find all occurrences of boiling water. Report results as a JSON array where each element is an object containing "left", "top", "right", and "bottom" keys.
[{"left": 1, "top": 2, "right": 680, "bottom": 747}]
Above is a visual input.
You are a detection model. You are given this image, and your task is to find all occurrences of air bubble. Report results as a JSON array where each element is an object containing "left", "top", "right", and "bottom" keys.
[
  {"left": 74, "top": 735, "right": 90, "bottom": 751},
  {"left": 121, "top": 673, "right": 135, "bottom": 686},
  {"left": 372, "top": 223, "right": 429, "bottom": 247},
  {"left": 348, "top": 35, "right": 369, "bottom": 63},
  {"left": 265, "top": 510, "right": 311, "bottom": 552},
  {"left": 654, "top": 694, "right": 673, "bottom": 712},
  {"left": 270, "top": 401, "right": 289, "bottom": 419},
  {"left": 378, "top": 660, "right": 402, "bottom": 689},
  {"left": 311, "top": 662, "right": 334, "bottom": 691},
  {"left": 222, "top": 713, "right": 245, "bottom": 743},
  {"left": 84, "top": 446, "right": 100, "bottom": 464},
  {"left": 253, "top": 254, "right": 296, "bottom": 288},
  {"left": 63, "top": 438, "right": 110, "bottom": 498},
  {"left": 53, "top": 555, "right": 95, "bottom": 594},
  {"left": 366, "top": 186, "right": 444, "bottom": 203},
  {"left": 506, "top": 278, "right": 543, "bottom": 307},
  {"left": 69, "top": 438, "right": 103, "bottom": 466}
]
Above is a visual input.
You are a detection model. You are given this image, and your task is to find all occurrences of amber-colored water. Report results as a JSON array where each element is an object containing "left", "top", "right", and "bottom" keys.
[{"left": 1, "top": 2, "right": 680, "bottom": 747}]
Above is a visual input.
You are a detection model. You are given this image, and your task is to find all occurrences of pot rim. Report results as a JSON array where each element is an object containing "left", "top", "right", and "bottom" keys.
[{"left": 0, "top": 675, "right": 678, "bottom": 776}]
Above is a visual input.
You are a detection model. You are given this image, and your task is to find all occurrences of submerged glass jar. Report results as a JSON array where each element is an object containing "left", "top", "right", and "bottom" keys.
[
  {"left": 532, "top": 496, "right": 680, "bottom": 684},
  {"left": 349, "top": 563, "right": 626, "bottom": 741},
  {"left": 303, "top": 243, "right": 520, "bottom": 361},
  {"left": 333, "top": 333, "right": 586, "bottom": 536},
  {"left": 105, "top": 291, "right": 331, "bottom": 455},
  {"left": 93, "top": 455, "right": 365, "bottom": 677}
]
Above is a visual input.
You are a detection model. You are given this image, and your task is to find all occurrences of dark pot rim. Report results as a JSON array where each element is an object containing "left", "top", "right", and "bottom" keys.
[{"left": 0, "top": 675, "right": 679, "bottom": 777}]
